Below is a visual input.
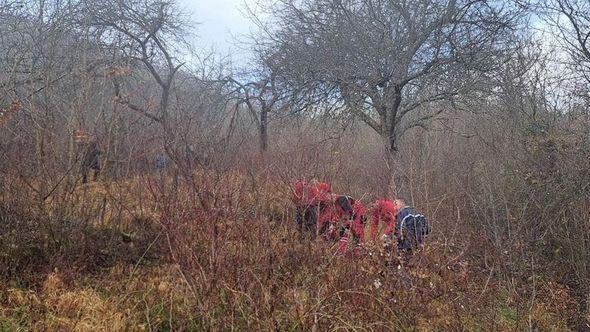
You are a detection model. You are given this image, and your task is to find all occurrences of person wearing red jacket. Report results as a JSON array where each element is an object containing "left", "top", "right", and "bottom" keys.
[
  {"left": 291, "top": 180, "right": 332, "bottom": 239},
  {"left": 291, "top": 180, "right": 368, "bottom": 252},
  {"left": 369, "top": 199, "right": 398, "bottom": 242},
  {"left": 310, "top": 189, "right": 367, "bottom": 245},
  {"left": 336, "top": 197, "right": 367, "bottom": 256}
]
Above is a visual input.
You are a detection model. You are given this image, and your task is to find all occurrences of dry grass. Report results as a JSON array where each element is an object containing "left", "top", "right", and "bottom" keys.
[{"left": 0, "top": 168, "right": 583, "bottom": 331}]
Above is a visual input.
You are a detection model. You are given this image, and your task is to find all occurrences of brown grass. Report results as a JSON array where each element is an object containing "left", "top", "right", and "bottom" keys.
[{"left": 1, "top": 167, "right": 579, "bottom": 331}]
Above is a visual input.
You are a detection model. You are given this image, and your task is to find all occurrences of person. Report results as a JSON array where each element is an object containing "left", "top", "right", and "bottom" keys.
[
  {"left": 368, "top": 199, "right": 398, "bottom": 243},
  {"left": 81, "top": 140, "right": 101, "bottom": 183},
  {"left": 291, "top": 180, "right": 367, "bottom": 248},
  {"left": 393, "top": 197, "right": 430, "bottom": 252},
  {"left": 291, "top": 180, "right": 331, "bottom": 240},
  {"left": 155, "top": 152, "right": 169, "bottom": 172},
  {"left": 334, "top": 196, "right": 367, "bottom": 256}
]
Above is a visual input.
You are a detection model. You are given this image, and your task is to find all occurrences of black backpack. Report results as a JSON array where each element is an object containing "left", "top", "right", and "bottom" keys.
[{"left": 399, "top": 212, "right": 430, "bottom": 247}]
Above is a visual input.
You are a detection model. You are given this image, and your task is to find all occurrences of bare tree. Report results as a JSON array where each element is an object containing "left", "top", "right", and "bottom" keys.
[
  {"left": 231, "top": 75, "right": 280, "bottom": 154},
  {"left": 228, "top": 50, "right": 300, "bottom": 155},
  {"left": 0, "top": 0, "right": 17, "bottom": 15},
  {"left": 0, "top": 0, "right": 115, "bottom": 199},
  {"left": 82, "top": 0, "right": 189, "bottom": 149},
  {"left": 542, "top": 0, "right": 590, "bottom": 82},
  {"left": 254, "top": 0, "right": 525, "bottom": 156}
]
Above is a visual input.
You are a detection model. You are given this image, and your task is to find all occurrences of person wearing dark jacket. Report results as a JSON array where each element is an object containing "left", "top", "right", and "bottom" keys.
[
  {"left": 393, "top": 198, "right": 429, "bottom": 252},
  {"left": 81, "top": 141, "right": 101, "bottom": 183},
  {"left": 155, "top": 153, "right": 169, "bottom": 171}
]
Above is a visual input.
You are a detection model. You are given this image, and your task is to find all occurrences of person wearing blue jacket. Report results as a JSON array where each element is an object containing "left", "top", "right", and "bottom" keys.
[{"left": 393, "top": 197, "right": 430, "bottom": 252}]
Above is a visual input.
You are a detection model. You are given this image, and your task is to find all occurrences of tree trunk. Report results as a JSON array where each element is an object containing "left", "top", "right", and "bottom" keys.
[
  {"left": 260, "top": 108, "right": 269, "bottom": 153},
  {"left": 381, "top": 141, "right": 400, "bottom": 197},
  {"left": 387, "top": 86, "right": 402, "bottom": 153},
  {"left": 160, "top": 84, "right": 172, "bottom": 148},
  {"left": 381, "top": 86, "right": 403, "bottom": 197}
]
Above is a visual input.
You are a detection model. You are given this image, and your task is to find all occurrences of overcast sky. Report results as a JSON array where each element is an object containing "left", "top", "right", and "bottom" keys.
[{"left": 179, "top": 0, "right": 259, "bottom": 62}]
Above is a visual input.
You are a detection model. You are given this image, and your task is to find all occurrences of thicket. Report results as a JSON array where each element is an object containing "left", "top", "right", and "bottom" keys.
[{"left": 1, "top": 0, "right": 590, "bottom": 330}]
